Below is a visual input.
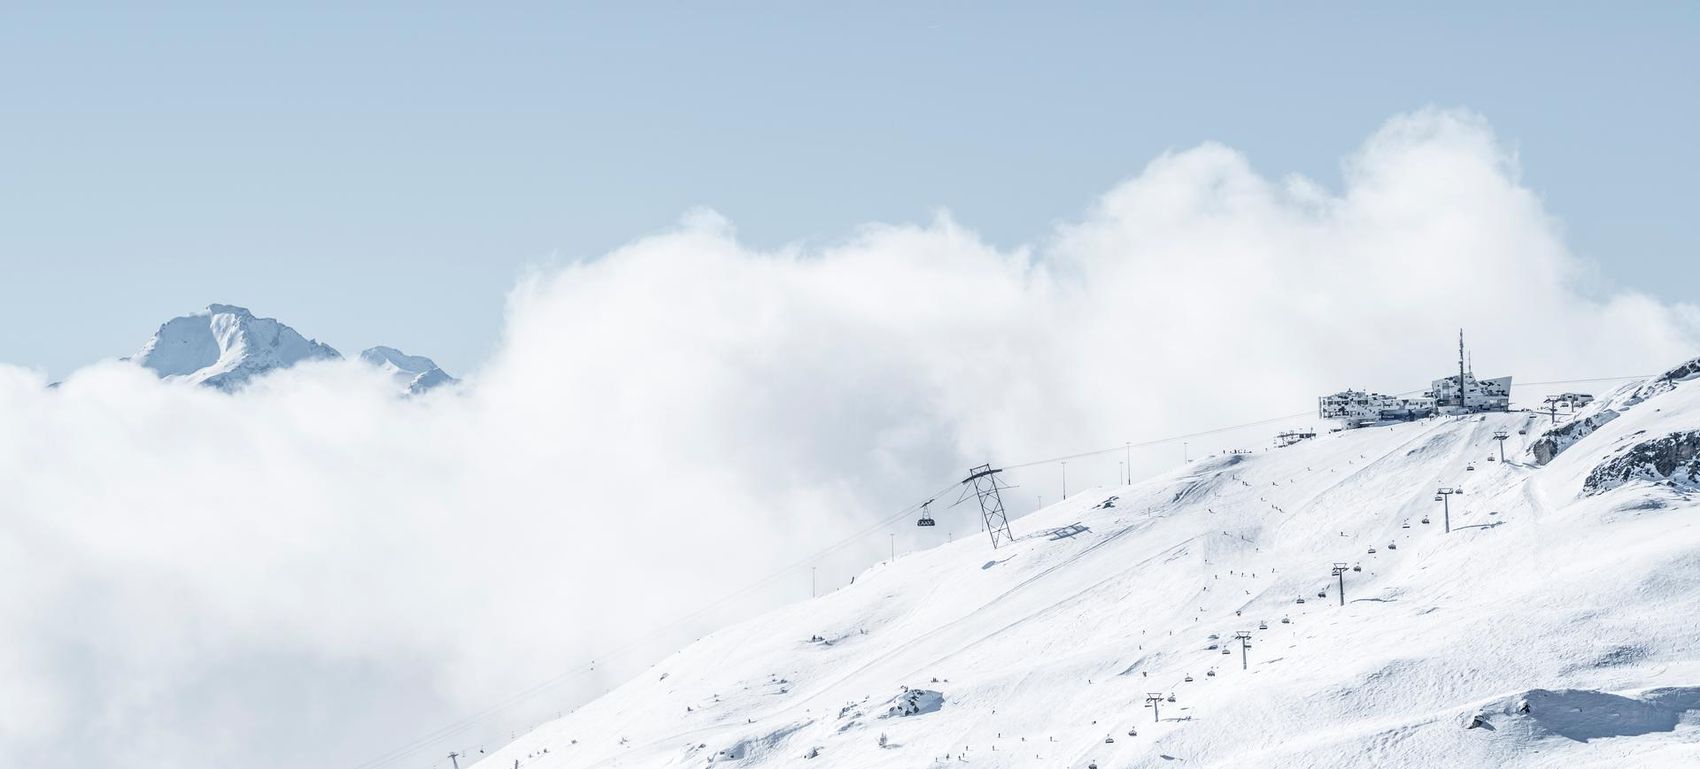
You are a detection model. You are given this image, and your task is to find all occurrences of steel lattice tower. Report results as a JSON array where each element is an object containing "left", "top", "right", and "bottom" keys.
[{"left": 962, "top": 464, "right": 1017, "bottom": 548}]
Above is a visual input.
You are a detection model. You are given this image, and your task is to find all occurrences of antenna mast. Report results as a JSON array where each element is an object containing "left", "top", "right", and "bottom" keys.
[{"left": 1458, "top": 329, "right": 1468, "bottom": 410}]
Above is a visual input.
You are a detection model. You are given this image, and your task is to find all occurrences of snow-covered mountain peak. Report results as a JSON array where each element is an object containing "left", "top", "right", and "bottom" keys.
[
  {"left": 203, "top": 302, "right": 255, "bottom": 318},
  {"left": 359, "top": 345, "right": 458, "bottom": 394},
  {"left": 131, "top": 304, "right": 341, "bottom": 390}
]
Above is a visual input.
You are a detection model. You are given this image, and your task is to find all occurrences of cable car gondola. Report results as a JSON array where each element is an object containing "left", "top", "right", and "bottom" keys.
[{"left": 916, "top": 500, "right": 936, "bottom": 527}]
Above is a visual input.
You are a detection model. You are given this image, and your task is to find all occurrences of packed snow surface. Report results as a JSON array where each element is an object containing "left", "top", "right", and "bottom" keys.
[{"left": 481, "top": 364, "right": 1700, "bottom": 769}]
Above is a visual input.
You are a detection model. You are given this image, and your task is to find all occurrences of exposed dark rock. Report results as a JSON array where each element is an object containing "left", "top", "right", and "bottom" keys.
[
  {"left": 1622, "top": 356, "right": 1700, "bottom": 406},
  {"left": 1584, "top": 430, "right": 1700, "bottom": 495},
  {"left": 1530, "top": 410, "right": 1618, "bottom": 465}
]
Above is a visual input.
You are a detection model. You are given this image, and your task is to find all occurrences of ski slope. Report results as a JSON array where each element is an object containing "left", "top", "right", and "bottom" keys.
[{"left": 477, "top": 363, "right": 1700, "bottom": 769}]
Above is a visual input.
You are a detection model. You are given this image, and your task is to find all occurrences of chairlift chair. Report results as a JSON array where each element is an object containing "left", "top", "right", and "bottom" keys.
[
  {"left": 1422, "top": 516, "right": 1431, "bottom": 524},
  {"left": 1206, "top": 670, "right": 1216, "bottom": 677},
  {"left": 1167, "top": 693, "right": 1176, "bottom": 702},
  {"left": 1258, "top": 621, "right": 1268, "bottom": 630},
  {"left": 1184, "top": 675, "right": 1193, "bottom": 682},
  {"left": 1388, "top": 542, "right": 1397, "bottom": 550},
  {"left": 1221, "top": 647, "right": 1231, "bottom": 655},
  {"left": 1352, "top": 564, "right": 1362, "bottom": 572},
  {"left": 1466, "top": 464, "right": 1476, "bottom": 471},
  {"left": 1296, "top": 597, "right": 1306, "bottom": 604},
  {"left": 1316, "top": 590, "right": 1326, "bottom": 598},
  {"left": 1280, "top": 616, "right": 1291, "bottom": 624}
]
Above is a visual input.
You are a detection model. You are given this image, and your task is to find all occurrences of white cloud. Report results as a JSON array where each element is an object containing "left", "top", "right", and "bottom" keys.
[{"left": 0, "top": 109, "right": 1694, "bottom": 769}]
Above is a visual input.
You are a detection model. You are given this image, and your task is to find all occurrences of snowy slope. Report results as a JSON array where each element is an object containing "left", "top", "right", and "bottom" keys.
[
  {"left": 359, "top": 346, "right": 458, "bottom": 394},
  {"left": 131, "top": 304, "right": 341, "bottom": 390},
  {"left": 478, "top": 361, "right": 1700, "bottom": 769}
]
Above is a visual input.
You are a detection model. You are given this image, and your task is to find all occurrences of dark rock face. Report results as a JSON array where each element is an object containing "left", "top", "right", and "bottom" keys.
[
  {"left": 1656, "top": 358, "right": 1700, "bottom": 385},
  {"left": 1584, "top": 431, "right": 1700, "bottom": 495},
  {"left": 1530, "top": 410, "right": 1619, "bottom": 465}
]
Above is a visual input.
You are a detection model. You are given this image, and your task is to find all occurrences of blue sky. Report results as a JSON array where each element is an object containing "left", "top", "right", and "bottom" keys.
[{"left": 2, "top": 2, "right": 1695, "bottom": 378}]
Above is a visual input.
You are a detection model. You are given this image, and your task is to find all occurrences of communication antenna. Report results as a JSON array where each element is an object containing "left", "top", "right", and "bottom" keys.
[
  {"left": 1330, "top": 562, "right": 1349, "bottom": 606},
  {"left": 960, "top": 464, "right": 1017, "bottom": 548},
  {"left": 1458, "top": 329, "right": 1468, "bottom": 411}
]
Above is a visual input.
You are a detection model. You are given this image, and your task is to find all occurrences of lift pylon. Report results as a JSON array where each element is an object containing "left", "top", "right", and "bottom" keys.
[{"left": 961, "top": 464, "right": 1017, "bottom": 548}]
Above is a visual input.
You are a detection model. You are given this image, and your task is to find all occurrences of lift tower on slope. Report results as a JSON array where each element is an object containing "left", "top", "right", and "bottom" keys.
[
  {"left": 962, "top": 464, "right": 1018, "bottom": 549},
  {"left": 1330, "top": 562, "right": 1349, "bottom": 607},
  {"left": 1436, "top": 486, "right": 1462, "bottom": 533},
  {"left": 1234, "top": 631, "right": 1253, "bottom": 670},
  {"left": 1493, "top": 430, "right": 1510, "bottom": 462}
]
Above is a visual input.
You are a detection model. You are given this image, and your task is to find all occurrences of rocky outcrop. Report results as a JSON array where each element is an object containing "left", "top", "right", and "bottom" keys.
[
  {"left": 882, "top": 688, "right": 943, "bottom": 718},
  {"left": 1583, "top": 431, "right": 1700, "bottom": 495},
  {"left": 1529, "top": 409, "right": 1619, "bottom": 465},
  {"left": 1621, "top": 356, "right": 1700, "bottom": 407}
]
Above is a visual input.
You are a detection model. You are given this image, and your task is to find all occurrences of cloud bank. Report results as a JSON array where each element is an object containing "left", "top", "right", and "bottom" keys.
[{"left": 1, "top": 109, "right": 1695, "bottom": 769}]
